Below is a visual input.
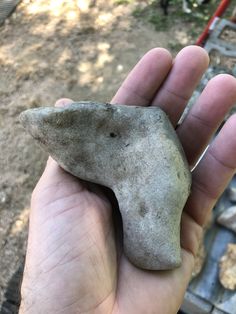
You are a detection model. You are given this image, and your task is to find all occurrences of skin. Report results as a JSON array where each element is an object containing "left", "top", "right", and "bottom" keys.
[{"left": 20, "top": 46, "right": 236, "bottom": 314}]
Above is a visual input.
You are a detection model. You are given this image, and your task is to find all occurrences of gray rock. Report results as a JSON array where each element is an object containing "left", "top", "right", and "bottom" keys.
[
  {"left": 227, "top": 183, "right": 236, "bottom": 202},
  {"left": 0, "top": 0, "right": 21, "bottom": 26},
  {"left": 217, "top": 206, "right": 236, "bottom": 234},
  {"left": 20, "top": 102, "right": 191, "bottom": 270}
]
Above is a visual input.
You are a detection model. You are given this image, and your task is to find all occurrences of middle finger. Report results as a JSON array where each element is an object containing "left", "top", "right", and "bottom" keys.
[{"left": 151, "top": 46, "right": 209, "bottom": 126}]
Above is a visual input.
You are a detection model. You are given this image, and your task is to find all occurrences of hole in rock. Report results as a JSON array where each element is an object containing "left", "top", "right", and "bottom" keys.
[{"left": 109, "top": 132, "right": 117, "bottom": 138}]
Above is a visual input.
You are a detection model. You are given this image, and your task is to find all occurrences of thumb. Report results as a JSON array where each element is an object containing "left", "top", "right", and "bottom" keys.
[{"left": 32, "top": 98, "right": 85, "bottom": 206}]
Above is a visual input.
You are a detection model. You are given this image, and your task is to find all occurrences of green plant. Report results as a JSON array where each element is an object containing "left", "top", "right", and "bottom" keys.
[
  {"left": 133, "top": 0, "right": 230, "bottom": 38},
  {"left": 113, "top": 0, "right": 134, "bottom": 5}
]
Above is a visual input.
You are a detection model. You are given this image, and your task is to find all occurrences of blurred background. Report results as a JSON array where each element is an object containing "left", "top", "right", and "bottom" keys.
[{"left": 0, "top": 0, "right": 235, "bottom": 313}]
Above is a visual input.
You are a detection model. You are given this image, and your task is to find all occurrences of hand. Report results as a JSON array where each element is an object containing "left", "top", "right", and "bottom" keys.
[{"left": 20, "top": 46, "right": 236, "bottom": 314}]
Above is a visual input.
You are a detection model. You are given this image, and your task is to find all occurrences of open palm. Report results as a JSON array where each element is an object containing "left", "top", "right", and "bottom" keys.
[{"left": 20, "top": 46, "right": 236, "bottom": 314}]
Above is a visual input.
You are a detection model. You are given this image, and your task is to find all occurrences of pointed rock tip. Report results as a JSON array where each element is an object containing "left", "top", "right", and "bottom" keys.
[
  {"left": 19, "top": 108, "right": 35, "bottom": 128},
  {"left": 19, "top": 107, "right": 52, "bottom": 127}
]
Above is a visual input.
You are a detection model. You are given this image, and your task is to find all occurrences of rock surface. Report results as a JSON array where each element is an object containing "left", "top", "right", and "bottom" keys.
[
  {"left": 192, "top": 232, "right": 207, "bottom": 278},
  {"left": 219, "top": 243, "right": 236, "bottom": 290},
  {"left": 191, "top": 213, "right": 213, "bottom": 278},
  {"left": 217, "top": 206, "right": 236, "bottom": 234},
  {"left": 20, "top": 102, "right": 191, "bottom": 270}
]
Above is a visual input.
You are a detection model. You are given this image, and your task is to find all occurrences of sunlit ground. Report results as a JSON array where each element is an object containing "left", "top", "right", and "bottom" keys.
[
  {"left": 10, "top": 207, "right": 29, "bottom": 235},
  {"left": 0, "top": 0, "right": 193, "bottom": 104}
]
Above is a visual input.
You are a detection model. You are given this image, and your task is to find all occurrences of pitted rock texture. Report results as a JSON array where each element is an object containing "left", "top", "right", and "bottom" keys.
[
  {"left": 219, "top": 244, "right": 236, "bottom": 290},
  {"left": 20, "top": 102, "right": 191, "bottom": 270}
]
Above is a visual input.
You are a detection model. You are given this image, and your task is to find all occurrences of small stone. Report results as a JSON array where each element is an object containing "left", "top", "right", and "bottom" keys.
[
  {"left": 116, "top": 64, "right": 123, "bottom": 72},
  {"left": 0, "top": 191, "right": 7, "bottom": 204},
  {"left": 38, "top": 61, "right": 48, "bottom": 70},
  {"left": 219, "top": 244, "right": 236, "bottom": 290},
  {"left": 192, "top": 236, "right": 205, "bottom": 278},
  {"left": 20, "top": 102, "right": 191, "bottom": 270},
  {"left": 191, "top": 214, "right": 212, "bottom": 279},
  {"left": 217, "top": 206, "right": 236, "bottom": 234},
  {"left": 227, "top": 182, "right": 236, "bottom": 202}
]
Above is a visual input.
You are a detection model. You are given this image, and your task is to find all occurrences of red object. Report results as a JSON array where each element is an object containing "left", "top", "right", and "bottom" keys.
[{"left": 195, "top": 0, "right": 231, "bottom": 46}]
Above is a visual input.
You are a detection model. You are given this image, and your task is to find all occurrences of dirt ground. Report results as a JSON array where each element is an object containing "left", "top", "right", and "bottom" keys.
[{"left": 0, "top": 0, "right": 235, "bottom": 307}]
